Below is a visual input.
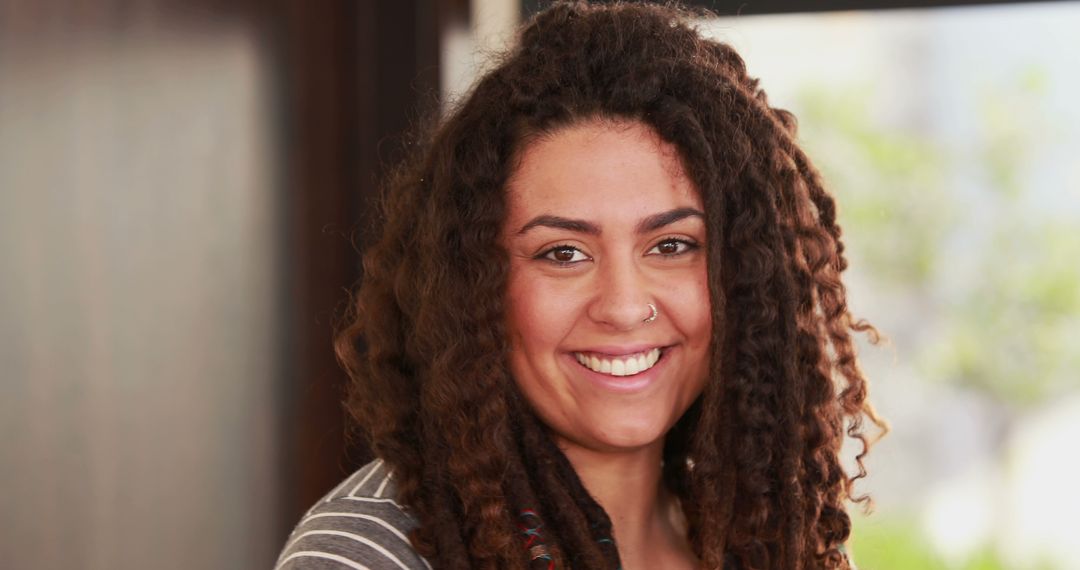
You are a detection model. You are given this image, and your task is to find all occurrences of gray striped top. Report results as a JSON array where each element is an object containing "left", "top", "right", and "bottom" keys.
[
  {"left": 276, "top": 460, "right": 856, "bottom": 570},
  {"left": 275, "top": 459, "right": 433, "bottom": 570}
]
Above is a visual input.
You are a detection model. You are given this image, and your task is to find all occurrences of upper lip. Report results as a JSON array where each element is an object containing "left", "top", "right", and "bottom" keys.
[{"left": 570, "top": 343, "right": 669, "bottom": 357}]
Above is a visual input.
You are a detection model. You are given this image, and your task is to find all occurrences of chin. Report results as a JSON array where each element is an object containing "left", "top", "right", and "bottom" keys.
[{"left": 581, "top": 416, "right": 673, "bottom": 453}]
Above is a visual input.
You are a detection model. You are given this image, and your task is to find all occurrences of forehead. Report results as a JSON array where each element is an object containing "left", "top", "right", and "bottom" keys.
[{"left": 504, "top": 120, "right": 701, "bottom": 224}]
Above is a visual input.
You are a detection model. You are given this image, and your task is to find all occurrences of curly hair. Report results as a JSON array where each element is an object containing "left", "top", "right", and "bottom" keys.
[{"left": 335, "top": 2, "right": 886, "bottom": 569}]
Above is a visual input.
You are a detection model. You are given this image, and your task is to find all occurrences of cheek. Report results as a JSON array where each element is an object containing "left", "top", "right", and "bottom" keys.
[
  {"left": 670, "top": 266, "right": 712, "bottom": 339},
  {"left": 505, "top": 270, "right": 570, "bottom": 355},
  {"left": 665, "top": 272, "right": 713, "bottom": 401}
]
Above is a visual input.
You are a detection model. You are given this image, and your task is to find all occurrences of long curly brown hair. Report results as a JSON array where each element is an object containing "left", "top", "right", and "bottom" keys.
[{"left": 335, "top": 2, "right": 885, "bottom": 569}]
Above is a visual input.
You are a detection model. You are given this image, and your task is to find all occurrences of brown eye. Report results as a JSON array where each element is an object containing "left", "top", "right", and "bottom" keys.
[
  {"left": 552, "top": 247, "right": 576, "bottom": 262},
  {"left": 657, "top": 241, "right": 679, "bottom": 255},
  {"left": 648, "top": 238, "right": 698, "bottom": 257},
  {"left": 538, "top": 245, "right": 589, "bottom": 265}
]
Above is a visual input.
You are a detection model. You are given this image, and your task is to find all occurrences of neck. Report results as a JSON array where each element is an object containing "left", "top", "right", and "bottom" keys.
[{"left": 561, "top": 441, "right": 687, "bottom": 565}]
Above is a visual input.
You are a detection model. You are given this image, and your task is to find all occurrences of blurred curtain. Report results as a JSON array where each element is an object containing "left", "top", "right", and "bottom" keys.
[{"left": 0, "top": 2, "right": 281, "bottom": 569}]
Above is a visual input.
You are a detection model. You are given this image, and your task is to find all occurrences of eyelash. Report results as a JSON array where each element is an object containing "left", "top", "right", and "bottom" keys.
[
  {"left": 536, "top": 244, "right": 589, "bottom": 267},
  {"left": 650, "top": 237, "right": 700, "bottom": 257},
  {"left": 535, "top": 237, "right": 700, "bottom": 267}
]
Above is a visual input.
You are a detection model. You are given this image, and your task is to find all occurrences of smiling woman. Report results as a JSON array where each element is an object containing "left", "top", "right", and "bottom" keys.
[
  {"left": 502, "top": 121, "right": 712, "bottom": 568},
  {"left": 276, "top": 2, "right": 884, "bottom": 570}
]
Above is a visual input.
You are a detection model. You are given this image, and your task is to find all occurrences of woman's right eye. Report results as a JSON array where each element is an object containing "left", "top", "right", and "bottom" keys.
[{"left": 537, "top": 245, "right": 590, "bottom": 265}]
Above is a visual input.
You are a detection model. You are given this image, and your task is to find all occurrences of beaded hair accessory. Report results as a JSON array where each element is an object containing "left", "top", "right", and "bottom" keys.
[
  {"left": 518, "top": 510, "right": 555, "bottom": 570},
  {"left": 518, "top": 509, "right": 626, "bottom": 570}
]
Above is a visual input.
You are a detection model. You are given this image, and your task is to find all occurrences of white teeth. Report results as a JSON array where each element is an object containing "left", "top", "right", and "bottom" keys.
[{"left": 573, "top": 347, "right": 662, "bottom": 377}]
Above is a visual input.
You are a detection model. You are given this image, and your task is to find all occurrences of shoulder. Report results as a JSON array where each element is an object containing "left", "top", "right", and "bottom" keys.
[{"left": 275, "top": 459, "right": 432, "bottom": 570}]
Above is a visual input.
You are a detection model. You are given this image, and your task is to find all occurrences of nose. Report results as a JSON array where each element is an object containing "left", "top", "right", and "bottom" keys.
[{"left": 586, "top": 256, "right": 655, "bottom": 331}]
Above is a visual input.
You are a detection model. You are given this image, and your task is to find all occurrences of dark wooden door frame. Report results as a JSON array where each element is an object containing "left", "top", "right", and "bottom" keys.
[{"left": 269, "top": 0, "right": 445, "bottom": 537}]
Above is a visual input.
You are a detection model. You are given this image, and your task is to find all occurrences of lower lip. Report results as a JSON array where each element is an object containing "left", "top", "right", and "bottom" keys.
[{"left": 566, "top": 348, "right": 671, "bottom": 394}]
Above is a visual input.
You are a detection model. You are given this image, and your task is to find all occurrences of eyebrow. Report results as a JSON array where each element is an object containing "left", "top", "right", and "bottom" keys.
[
  {"left": 516, "top": 207, "right": 704, "bottom": 236},
  {"left": 635, "top": 207, "right": 705, "bottom": 234}
]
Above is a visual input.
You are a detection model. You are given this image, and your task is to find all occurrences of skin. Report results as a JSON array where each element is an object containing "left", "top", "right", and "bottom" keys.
[{"left": 503, "top": 118, "right": 711, "bottom": 569}]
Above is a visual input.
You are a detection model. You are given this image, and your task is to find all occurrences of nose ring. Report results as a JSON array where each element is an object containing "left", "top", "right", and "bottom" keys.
[{"left": 643, "top": 303, "right": 658, "bottom": 324}]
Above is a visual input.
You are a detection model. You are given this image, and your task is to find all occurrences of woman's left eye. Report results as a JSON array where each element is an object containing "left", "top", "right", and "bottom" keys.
[{"left": 648, "top": 238, "right": 698, "bottom": 257}]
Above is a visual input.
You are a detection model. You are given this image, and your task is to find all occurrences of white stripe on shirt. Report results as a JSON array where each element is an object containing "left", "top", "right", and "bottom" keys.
[
  {"left": 299, "top": 511, "right": 412, "bottom": 544},
  {"left": 276, "top": 551, "right": 371, "bottom": 570},
  {"left": 348, "top": 459, "right": 384, "bottom": 497},
  {"left": 282, "top": 531, "right": 412, "bottom": 570}
]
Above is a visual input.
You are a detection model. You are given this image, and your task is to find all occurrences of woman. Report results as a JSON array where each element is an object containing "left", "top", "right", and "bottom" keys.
[{"left": 277, "top": 2, "right": 884, "bottom": 569}]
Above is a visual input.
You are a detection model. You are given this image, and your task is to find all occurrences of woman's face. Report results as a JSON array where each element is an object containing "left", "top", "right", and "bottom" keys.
[{"left": 503, "top": 119, "right": 712, "bottom": 456}]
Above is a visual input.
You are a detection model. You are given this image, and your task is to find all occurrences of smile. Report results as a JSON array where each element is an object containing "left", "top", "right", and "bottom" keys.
[{"left": 572, "top": 348, "right": 662, "bottom": 377}]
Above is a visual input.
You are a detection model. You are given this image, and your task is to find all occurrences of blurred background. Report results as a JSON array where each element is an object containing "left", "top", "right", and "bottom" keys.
[
  {"left": 1, "top": 0, "right": 1077, "bottom": 569},
  {"left": 698, "top": 4, "right": 1080, "bottom": 569}
]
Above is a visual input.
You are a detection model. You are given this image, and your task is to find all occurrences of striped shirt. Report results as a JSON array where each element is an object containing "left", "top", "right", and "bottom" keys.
[
  {"left": 275, "top": 459, "right": 433, "bottom": 570},
  {"left": 276, "top": 460, "right": 857, "bottom": 570}
]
